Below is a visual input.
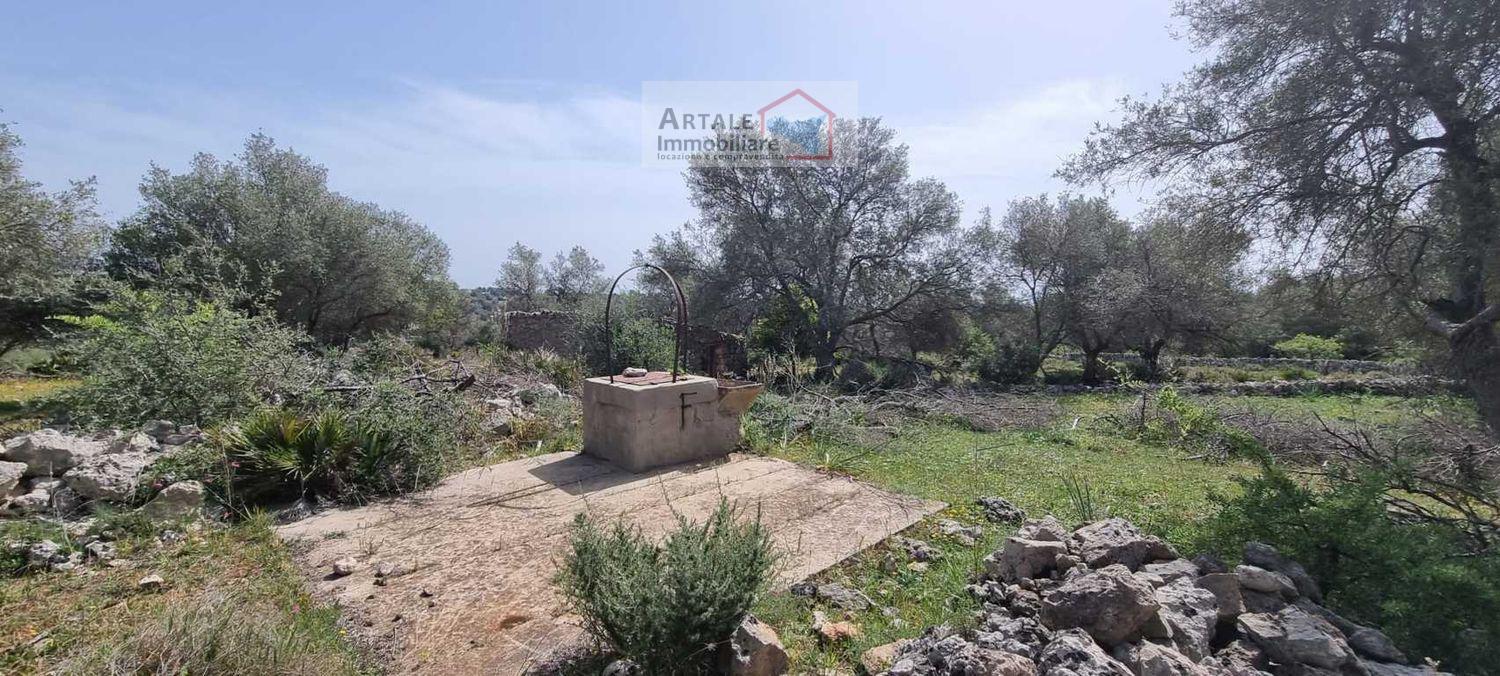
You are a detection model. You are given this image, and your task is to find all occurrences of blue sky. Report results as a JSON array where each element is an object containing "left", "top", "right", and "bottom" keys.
[{"left": 2, "top": 1, "right": 1198, "bottom": 287}]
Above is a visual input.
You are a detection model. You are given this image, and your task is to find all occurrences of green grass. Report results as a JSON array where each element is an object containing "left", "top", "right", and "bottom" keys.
[
  {"left": 0, "top": 514, "right": 369, "bottom": 675},
  {"left": 749, "top": 394, "right": 1259, "bottom": 672},
  {"left": 747, "top": 390, "right": 1476, "bottom": 672},
  {"left": 0, "top": 377, "right": 77, "bottom": 435}
]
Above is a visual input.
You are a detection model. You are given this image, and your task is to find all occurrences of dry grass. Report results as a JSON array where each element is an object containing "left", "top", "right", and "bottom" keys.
[{"left": 0, "top": 514, "right": 368, "bottom": 675}]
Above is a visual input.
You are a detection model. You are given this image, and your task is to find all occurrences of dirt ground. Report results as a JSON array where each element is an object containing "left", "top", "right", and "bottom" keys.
[{"left": 277, "top": 451, "right": 944, "bottom": 675}]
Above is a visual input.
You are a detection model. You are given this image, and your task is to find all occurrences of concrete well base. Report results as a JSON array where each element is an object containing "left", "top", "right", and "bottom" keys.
[{"left": 581, "top": 374, "right": 750, "bottom": 473}]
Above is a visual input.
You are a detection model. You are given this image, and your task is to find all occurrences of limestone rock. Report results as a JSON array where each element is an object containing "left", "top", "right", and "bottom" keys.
[
  {"left": 977, "top": 496, "right": 1027, "bottom": 524},
  {"left": 1241, "top": 589, "right": 1289, "bottom": 614},
  {"left": 1070, "top": 518, "right": 1177, "bottom": 571},
  {"left": 1347, "top": 627, "right": 1406, "bottom": 664},
  {"left": 890, "top": 633, "right": 1035, "bottom": 676},
  {"left": 141, "top": 420, "right": 176, "bottom": 441},
  {"left": 975, "top": 612, "right": 1052, "bottom": 660},
  {"left": 812, "top": 610, "right": 860, "bottom": 643},
  {"left": 1, "top": 429, "right": 104, "bottom": 477},
  {"left": 1111, "top": 641, "right": 1211, "bottom": 676},
  {"left": 332, "top": 556, "right": 359, "bottom": 577},
  {"left": 0, "top": 460, "right": 27, "bottom": 495},
  {"left": 986, "top": 537, "right": 1070, "bottom": 582},
  {"left": 141, "top": 480, "right": 205, "bottom": 521},
  {"left": 1243, "top": 542, "right": 1321, "bottom": 602},
  {"left": 893, "top": 536, "right": 942, "bottom": 562},
  {"left": 1237, "top": 607, "right": 1355, "bottom": 671},
  {"left": 26, "top": 540, "right": 68, "bottom": 567},
  {"left": 84, "top": 540, "right": 116, "bottom": 562},
  {"left": 1040, "top": 564, "right": 1160, "bottom": 645},
  {"left": 138, "top": 573, "right": 165, "bottom": 590},
  {"left": 721, "top": 615, "right": 789, "bottom": 676},
  {"left": 1213, "top": 639, "right": 1271, "bottom": 676},
  {"left": 1036, "top": 628, "right": 1132, "bottom": 676},
  {"left": 1195, "top": 573, "right": 1246, "bottom": 620},
  {"left": 107, "top": 431, "right": 160, "bottom": 455},
  {"left": 938, "top": 519, "right": 983, "bottom": 546},
  {"left": 64, "top": 452, "right": 157, "bottom": 502},
  {"left": 816, "top": 582, "right": 873, "bottom": 611},
  {"left": 1017, "top": 515, "right": 1069, "bottom": 542},
  {"left": 861, "top": 640, "right": 906, "bottom": 675},
  {"left": 1234, "top": 565, "right": 1297, "bottom": 598},
  {"left": 1141, "top": 558, "right": 1200, "bottom": 586},
  {"left": 3, "top": 482, "right": 53, "bottom": 516},
  {"left": 1153, "top": 577, "right": 1218, "bottom": 661}
]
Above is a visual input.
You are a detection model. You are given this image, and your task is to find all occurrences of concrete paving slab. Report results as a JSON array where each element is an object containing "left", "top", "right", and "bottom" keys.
[{"left": 277, "top": 451, "right": 944, "bottom": 675}]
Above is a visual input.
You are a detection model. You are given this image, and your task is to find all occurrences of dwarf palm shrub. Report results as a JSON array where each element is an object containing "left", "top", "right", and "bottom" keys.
[
  {"left": 557, "top": 500, "right": 776, "bottom": 674},
  {"left": 221, "top": 407, "right": 404, "bottom": 504}
]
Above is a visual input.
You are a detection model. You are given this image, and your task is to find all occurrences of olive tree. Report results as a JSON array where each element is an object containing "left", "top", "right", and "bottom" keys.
[
  {"left": 497, "top": 242, "right": 544, "bottom": 311},
  {"left": 107, "top": 134, "right": 456, "bottom": 344},
  {"left": 1103, "top": 206, "right": 1250, "bottom": 378},
  {"left": 544, "top": 245, "right": 605, "bottom": 309},
  {"left": 982, "top": 194, "right": 1130, "bottom": 382},
  {"left": 683, "top": 118, "right": 970, "bottom": 376},
  {"left": 0, "top": 123, "right": 104, "bottom": 358},
  {"left": 1063, "top": 0, "right": 1500, "bottom": 431}
]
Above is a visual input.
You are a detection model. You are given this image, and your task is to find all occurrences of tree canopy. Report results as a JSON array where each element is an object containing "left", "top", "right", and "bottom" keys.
[
  {"left": 0, "top": 122, "right": 104, "bottom": 358},
  {"left": 680, "top": 118, "right": 972, "bottom": 375},
  {"left": 107, "top": 134, "right": 457, "bottom": 344},
  {"left": 1063, "top": 0, "right": 1500, "bottom": 429}
]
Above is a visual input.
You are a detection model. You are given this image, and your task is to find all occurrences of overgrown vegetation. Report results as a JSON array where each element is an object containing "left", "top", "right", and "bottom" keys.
[
  {"left": 58, "top": 291, "right": 317, "bottom": 428},
  {"left": 1272, "top": 333, "right": 1344, "bottom": 360},
  {"left": 1203, "top": 464, "right": 1500, "bottom": 674},
  {"left": 558, "top": 500, "right": 777, "bottom": 675}
]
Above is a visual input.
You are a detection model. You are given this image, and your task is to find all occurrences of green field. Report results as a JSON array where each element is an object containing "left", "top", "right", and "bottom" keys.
[{"left": 748, "top": 391, "right": 1469, "bottom": 672}]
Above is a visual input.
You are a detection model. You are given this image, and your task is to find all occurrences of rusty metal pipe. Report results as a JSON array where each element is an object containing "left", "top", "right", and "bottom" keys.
[{"left": 603, "top": 263, "right": 689, "bottom": 383}]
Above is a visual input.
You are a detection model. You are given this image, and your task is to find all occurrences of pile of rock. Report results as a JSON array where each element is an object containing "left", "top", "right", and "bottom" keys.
[
  {"left": 871, "top": 516, "right": 1441, "bottom": 676},
  {"left": 1, "top": 422, "right": 206, "bottom": 521},
  {"left": 482, "top": 381, "right": 568, "bottom": 436}
]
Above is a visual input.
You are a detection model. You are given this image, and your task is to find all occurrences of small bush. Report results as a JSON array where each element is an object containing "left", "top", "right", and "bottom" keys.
[
  {"left": 977, "top": 342, "right": 1041, "bottom": 385},
  {"left": 582, "top": 317, "right": 678, "bottom": 376},
  {"left": 59, "top": 292, "right": 319, "bottom": 427},
  {"left": 483, "top": 345, "right": 584, "bottom": 390},
  {"left": 1276, "top": 366, "right": 1318, "bottom": 381},
  {"left": 557, "top": 499, "right": 776, "bottom": 674},
  {"left": 1128, "top": 387, "right": 1263, "bottom": 461},
  {"left": 222, "top": 383, "right": 476, "bottom": 505},
  {"left": 1201, "top": 464, "right": 1500, "bottom": 673},
  {"left": 1272, "top": 333, "right": 1343, "bottom": 360}
]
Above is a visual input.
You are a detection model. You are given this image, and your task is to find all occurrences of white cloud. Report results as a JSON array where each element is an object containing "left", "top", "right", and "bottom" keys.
[
  {"left": 896, "top": 79, "right": 1151, "bottom": 216},
  {"left": 901, "top": 79, "right": 1123, "bottom": 178}
]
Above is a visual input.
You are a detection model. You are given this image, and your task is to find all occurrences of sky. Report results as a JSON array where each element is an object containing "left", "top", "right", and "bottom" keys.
[{"left": 1, "top": 1, "right": 1201, "bottom": 288}]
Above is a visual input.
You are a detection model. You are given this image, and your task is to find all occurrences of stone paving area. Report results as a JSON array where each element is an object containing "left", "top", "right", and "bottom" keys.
[{"left": 277, "top": 451, "right": 944, "bottom": 675}]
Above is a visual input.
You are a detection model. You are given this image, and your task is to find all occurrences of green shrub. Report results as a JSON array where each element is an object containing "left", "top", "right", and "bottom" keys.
[
  {"left": 483, "top": 345, "right": 583, "bottom": 390},
  {"left": 605, "top": 317, "right": 677, "bottom": 374},
  {"left": 557, "top": 499, "right": 776, "bottom": 674},
  {"left": 222, "top": 383, "right": 476, "bottom": 505},
  {"left": 978, "top": 342, "right": 1042, "bottom": 385},
  {"left": 59, "top": 292, "right": 319, "bottom": 427},
  {"left": 1272, "top": 333, "right": 1343, "bottom": 360},
  {"left": 1132, "top": 387, "right": 1263, "bottom": 460},
  {"left": 1200, "top": 464, "right": 1500, "bottom": 673},
  {"left": 1276, "top": 366, "right": 1318, "bottom": 381}
]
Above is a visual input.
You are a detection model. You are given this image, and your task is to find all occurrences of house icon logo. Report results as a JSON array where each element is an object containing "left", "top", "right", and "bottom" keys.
[{"left": 758, "top": 88, "right": 836, "bottom": 161}]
